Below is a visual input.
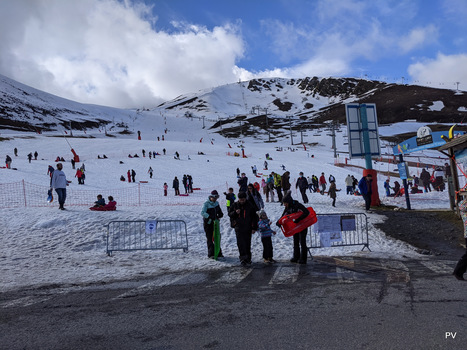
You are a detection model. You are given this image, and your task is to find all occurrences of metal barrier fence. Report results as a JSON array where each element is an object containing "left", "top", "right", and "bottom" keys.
[
  {"left": 308, "top": 213, "right": 369, "bottom": 254},
  {"left": 106, "top": 220, "right": 188, "bottom": 256}
]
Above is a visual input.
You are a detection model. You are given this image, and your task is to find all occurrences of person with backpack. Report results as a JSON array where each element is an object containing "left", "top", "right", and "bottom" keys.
[
  {"left": 201, "top": 190, "right": 224, "bottom": 259},
  {"left": 229, "top": 192, "right": 259, "bottom": 266}
]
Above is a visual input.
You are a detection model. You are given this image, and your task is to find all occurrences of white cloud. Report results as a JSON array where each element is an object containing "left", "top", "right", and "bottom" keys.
[
  {"left": 399, "top": 25, "right": 438, "bottom": 54},
  {"left": 0, "top": 0, "right": 245, "bottom": 108},
  {"left": 408, "top": 53, "right": 467, "bottom": 90},
  {"left": 241, "top": 57, "right": 349, "bottom": 81}
]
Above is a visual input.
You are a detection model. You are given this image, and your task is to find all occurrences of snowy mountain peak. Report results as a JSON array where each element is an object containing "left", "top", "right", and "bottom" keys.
[{"left": 1, "top": 74, "right": 467, "bottom": 142}]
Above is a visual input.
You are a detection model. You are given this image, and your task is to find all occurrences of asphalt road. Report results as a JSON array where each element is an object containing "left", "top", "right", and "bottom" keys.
[{"left": 1, "top": 256, "right": 466, "bottom": 350}]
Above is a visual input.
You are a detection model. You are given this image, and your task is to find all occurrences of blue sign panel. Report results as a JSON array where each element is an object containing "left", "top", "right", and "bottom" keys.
[
  {"left": 393, "top": 131, "right": 449, "bottom": 155},
  {"left": 345, "top": 103, "right": 381, "bottom": 158},
  {"left": 397, "top": 162, "right": 409, "bottom": 180}
]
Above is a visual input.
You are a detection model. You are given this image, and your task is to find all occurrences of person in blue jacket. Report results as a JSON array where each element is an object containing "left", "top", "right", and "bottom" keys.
[
  {"left": 384, "top": 179, "right": 391, "bottom": 197},
  {"left": 358, "top": 174, "right": 373, "bottom": 212},
  {"left": 201, "top": 190, "right": 224, "bottom": 259}
]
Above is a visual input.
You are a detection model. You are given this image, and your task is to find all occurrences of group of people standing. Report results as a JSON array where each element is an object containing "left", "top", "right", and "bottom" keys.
[
  {"left": 5, "top": 150, "right": 39, "bottom": 168},
  {"left": 172, "top": 174, "right": 194, "bottom": 195},
  {"left": 201, "top": 167, "right": 314, "bottom": 266}
]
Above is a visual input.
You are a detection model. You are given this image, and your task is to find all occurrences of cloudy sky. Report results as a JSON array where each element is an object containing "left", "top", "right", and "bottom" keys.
[{"left": 1, "top": 0, "right": 466, "bottom": 108}]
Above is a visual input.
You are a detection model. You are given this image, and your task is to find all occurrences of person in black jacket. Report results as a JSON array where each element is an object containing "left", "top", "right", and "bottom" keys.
[
  {"left": 237, "top": 173, "right": 248, "bottom": 192},
  {"left": 295, "top": 172, "right": 309, "bottom": 203},
  {"left": 229, "top": 191, "right": 259, "bottom": 266},
  {"left": 277, "top": 192, "right": 310, "bottom": 264},
  {"left": 201, "top": 190, "right": 224, "bottom": 258},
  {"left": 173, "top": 176, "right": 180, "bottom": 195}
]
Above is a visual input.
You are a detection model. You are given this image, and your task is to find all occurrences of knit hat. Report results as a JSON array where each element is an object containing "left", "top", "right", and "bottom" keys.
[
  {"left": 238, "top": 191, "right": 247, "bottom": 199},
  {"left": 257, "top": 209, "right": 268, "bottom": 218},
  {"left": 210, "top": 190, "right": 219, "bottom": 198}
]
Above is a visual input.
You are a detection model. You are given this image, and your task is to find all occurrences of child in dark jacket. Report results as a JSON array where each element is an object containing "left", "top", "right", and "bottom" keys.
[
  {"left": 93, "top": 194, "right": 106, "bottom": 207},
  {"left": 224, "top": 187, "right": 236, "bottom": 212},
  {"left": 258, "top": 210, "right": 276, "bottom": 263}
]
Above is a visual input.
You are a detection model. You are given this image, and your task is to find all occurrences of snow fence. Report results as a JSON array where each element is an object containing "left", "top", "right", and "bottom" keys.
[{"left": 0, "top": 180, "right": 227, "bottom": 208}]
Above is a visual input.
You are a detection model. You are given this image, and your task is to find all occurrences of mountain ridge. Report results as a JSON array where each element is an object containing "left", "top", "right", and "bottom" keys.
[{"left": 1, "top": 74, "right": 466, "bottom": 142}]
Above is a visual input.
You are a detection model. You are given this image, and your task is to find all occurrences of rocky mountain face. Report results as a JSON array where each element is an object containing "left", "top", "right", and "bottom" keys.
[{"left": 1, "top": 74, "right": 466, "bottom": 141}]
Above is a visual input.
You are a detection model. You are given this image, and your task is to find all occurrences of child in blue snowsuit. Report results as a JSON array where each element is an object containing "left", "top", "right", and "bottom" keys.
[
  {"left": 258, "top": 210, "right": 276, "bottom": 263},
  {"left": 384, "top": 179, "right": 391, "bottom": 196}
]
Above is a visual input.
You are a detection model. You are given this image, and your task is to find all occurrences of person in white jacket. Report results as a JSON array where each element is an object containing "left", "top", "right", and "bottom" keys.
[{"left": 51, "top": 163, "right": 68, "bottom": 210}]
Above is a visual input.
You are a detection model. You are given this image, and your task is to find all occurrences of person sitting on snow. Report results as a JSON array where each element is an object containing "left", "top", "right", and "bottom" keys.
[
  {"left": 90, "top": 196, "right": 116, "bottom": 211},
  {"left": 392, "top": 181, "right": 401, "bottom": 197},
  {"left": 92, "top": 194, "right": 105, "bottom": 208}
]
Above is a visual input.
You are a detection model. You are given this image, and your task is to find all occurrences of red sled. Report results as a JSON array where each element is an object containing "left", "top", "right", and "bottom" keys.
[
  {"left": 277, "top": 207, "right": 318, "bottom": 237},
  {"left": 179, "top": 193, "right": 189, "bottom": 196},
  {"left": 193, "top": 188, "right": 201, "bottom": 190},
  {"left": 90, "top": 202, "right": 117, "bottom": 211}
]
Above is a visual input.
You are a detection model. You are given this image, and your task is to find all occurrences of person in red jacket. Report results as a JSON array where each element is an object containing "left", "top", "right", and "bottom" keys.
[
  {"left": 90, "top": 196, "right": 117, "bottom": 211},
  {"left": 319, "top": 172, "right": 327, "bottom": 195},
  {"left": 75, "top": 168, "right": 83, "bottom": 185}
]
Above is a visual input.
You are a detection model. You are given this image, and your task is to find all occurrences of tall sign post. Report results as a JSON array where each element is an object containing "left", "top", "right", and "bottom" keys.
[{"left": 345, "top": 103, "right": 381, "bottom": 206}]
